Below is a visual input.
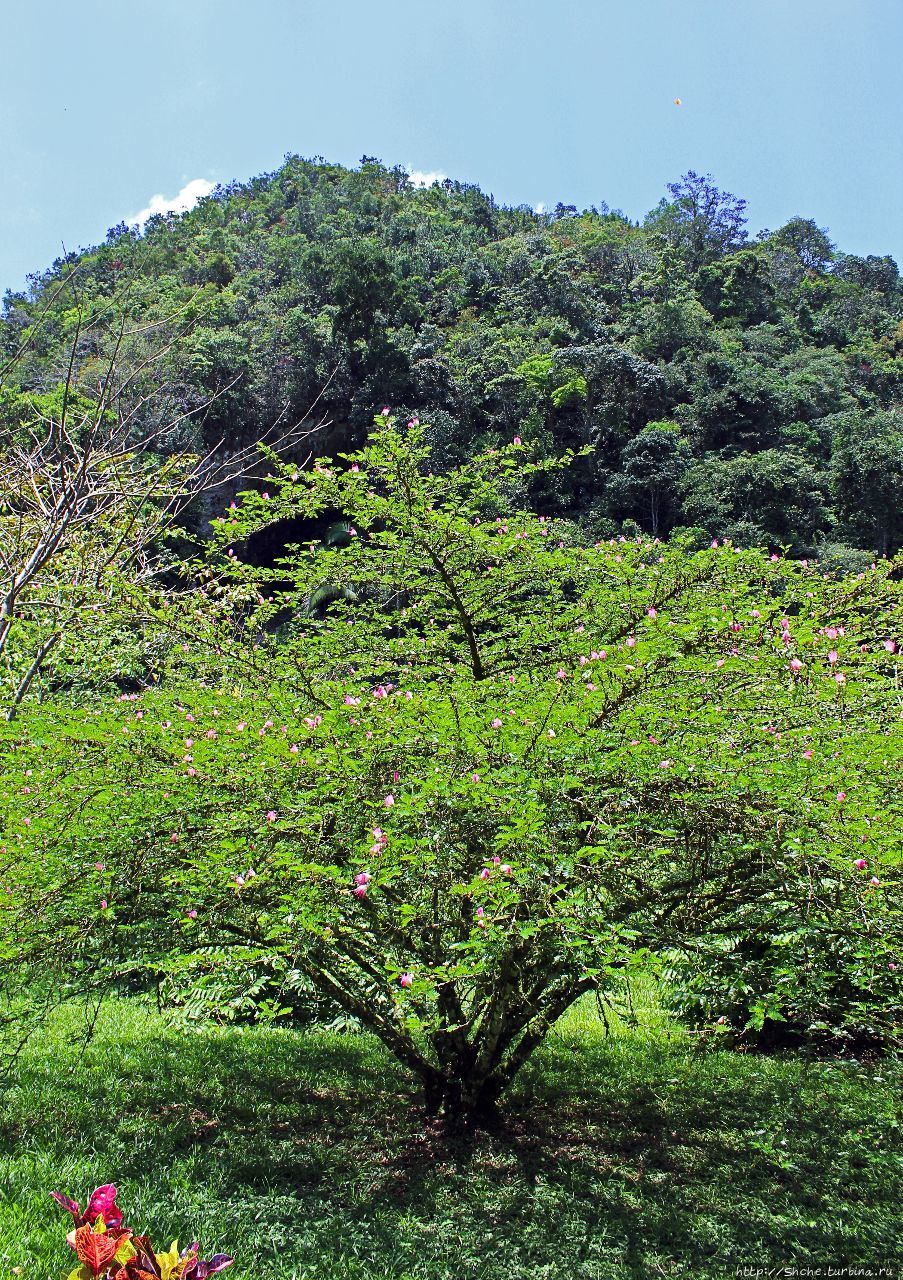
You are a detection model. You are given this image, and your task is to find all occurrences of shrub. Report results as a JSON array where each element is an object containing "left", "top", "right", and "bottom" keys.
[
  {"left": 53, "top": 1184, "right": 232, "bottom": 1279},
  {"left": 3, "top": 417, "right": 901, "bottom": 1131}
]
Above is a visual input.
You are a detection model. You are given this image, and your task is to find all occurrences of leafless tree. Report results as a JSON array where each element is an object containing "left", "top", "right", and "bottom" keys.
[{"left": 0, "top": 268, "right": 328, "bottom": 718}]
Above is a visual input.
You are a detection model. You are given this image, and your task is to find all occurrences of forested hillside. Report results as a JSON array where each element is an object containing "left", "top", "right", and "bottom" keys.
[{"left": 3, "top": 155, "right": 902, "bottom": 561}]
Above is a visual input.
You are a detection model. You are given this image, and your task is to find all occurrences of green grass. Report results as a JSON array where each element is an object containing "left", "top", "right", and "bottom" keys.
[{"left": 1, "top": 991, "right": 901, "bottom": 1280}]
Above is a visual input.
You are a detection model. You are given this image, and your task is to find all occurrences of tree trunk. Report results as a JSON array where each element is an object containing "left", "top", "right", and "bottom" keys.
[
  {"left": 418, "top": 976, "right": 596, "bottom": 1135},
  {"left": 423, "top": 1070, "right": 504, "bottom": 1135}
]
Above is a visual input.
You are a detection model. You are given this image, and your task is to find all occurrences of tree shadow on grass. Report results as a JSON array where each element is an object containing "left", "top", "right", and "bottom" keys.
[{"left": 5, "top": 1010, "right": 902, "bottom": 1278}]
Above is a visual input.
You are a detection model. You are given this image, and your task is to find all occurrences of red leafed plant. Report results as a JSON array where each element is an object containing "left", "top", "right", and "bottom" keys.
[{"left": 53, "top": 1186, "right": 233, "bottom": 1280}]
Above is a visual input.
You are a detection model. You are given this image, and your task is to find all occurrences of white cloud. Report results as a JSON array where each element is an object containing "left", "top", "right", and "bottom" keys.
[
  {"left": 408, "top": 169, "right": 447, "bottom": 189},
  {"left": 535, "top": 202, "right": 546, "bottom": 215},
  {"left": 128, "top": 178, "right": 214, "bottom": 228}
]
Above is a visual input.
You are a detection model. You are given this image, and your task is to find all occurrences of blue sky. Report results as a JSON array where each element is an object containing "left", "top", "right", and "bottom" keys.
[{"left": 2, "top": 0, "right": 901, "bottom": 294}]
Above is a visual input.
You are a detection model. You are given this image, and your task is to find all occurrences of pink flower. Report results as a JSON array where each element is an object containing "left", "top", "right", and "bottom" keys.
[
  {"left": 492, "top": 718, "right": 503, "bottom": 729},
  {"left": 351, "top": 463, "right": 360, "bottom": 473},
  {"left": 884, "top": 639, "right": 897, "bottom": 654},
  {"left": 825, "top": 627, "right": 838, "bottom": 640},
  {"left": 355, "top": 872, "right": 371, "bottom": 886},
  {"left": 828, "top": 650, "right": 838, "bottom": 664},
  {"left": 711, "top": 540, "right": 719, "bottom": 549},
  {"left": 802, "top": 750, "right": 813, "bottom": 760},
  {"left": 354, "top": 884, "right": 368, "bottom": 898},
  {"left": 835, "top": 672, "right": 846, "bottom": 684},
  {"left": 499, "top": 864, "right": 512, "bottom": 876},
  {"left": 480, "top": 868, "right": 490, "bottom": 880},
  {"left": 647, "top": 607, "right": 657, "bottom": 619},
  {"left": 399, "top": 973, "right": 413, "bottom": 988},
  {"left": 95, "top": 862, "right": 105, "bottom": 871},
  {"left": 266, "top": 810, "right": 277, "bottom": 822},
  {"left": 184, "top": 738, "right": 194, "bottom": 749},
  {"left": 381, "top": 406, "right": 391, "bottom": 416},
  {"left": 100, "top": 899, "right": 108, "bottom": 910},
  {"left": 870, "top": 877, "right": 880, "bottom": 887},
  {"left": 626, "top": 636, "right": 636, "bottom": 648},
  {"left": 513, "top": 436, "right": 522, "bottom": 446},
  {"left": 170, "top": 833, "right": 179, "bottom": 843},
  {"left": 476, "top": 907, "right": 485, "bottom": 917},
  {"left": 854, "top": 858, "right": 867, "bottom": 871},
  {"left": 384, "top": 794, "right": 395, "bottom": 807},
  {"left": 492, "top": 856, "right": 501, "bottom": 865},
  {"left": 789, "top": 658, "right": 803, "bottom": 674},
  {"left": 234, "top": 875, "right": 245, "bottom": 887},
  {"left": 837, "top": 791, "right": 846, "bottom": 803},
  {"left": 471, "top": 773, "right": 480, "bottom": 783}
]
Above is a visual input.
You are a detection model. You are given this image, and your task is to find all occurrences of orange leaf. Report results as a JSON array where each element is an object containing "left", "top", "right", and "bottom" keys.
[{"left": 74, "top": 1223, "right": 127, "bottom": 1276}]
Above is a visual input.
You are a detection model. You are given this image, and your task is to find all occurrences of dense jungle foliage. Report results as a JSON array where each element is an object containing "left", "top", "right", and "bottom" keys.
[{"left": 3, "top": 156, "right": 902, "bottom": 562}]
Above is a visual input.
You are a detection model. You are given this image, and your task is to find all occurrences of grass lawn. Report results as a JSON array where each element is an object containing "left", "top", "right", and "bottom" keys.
[{"left": 0, "top": 991, "right": 900, "bottom": 1279}]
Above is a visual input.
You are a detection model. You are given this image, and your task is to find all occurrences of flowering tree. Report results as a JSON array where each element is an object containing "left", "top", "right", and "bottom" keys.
[{"left": 3, "top": 416, "right": 901, "bottom": 1130}]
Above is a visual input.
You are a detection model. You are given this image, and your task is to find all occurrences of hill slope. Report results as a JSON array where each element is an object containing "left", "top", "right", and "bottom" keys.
[{"left": 3, "top": 156, "right": 902, "bottom": 559}]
